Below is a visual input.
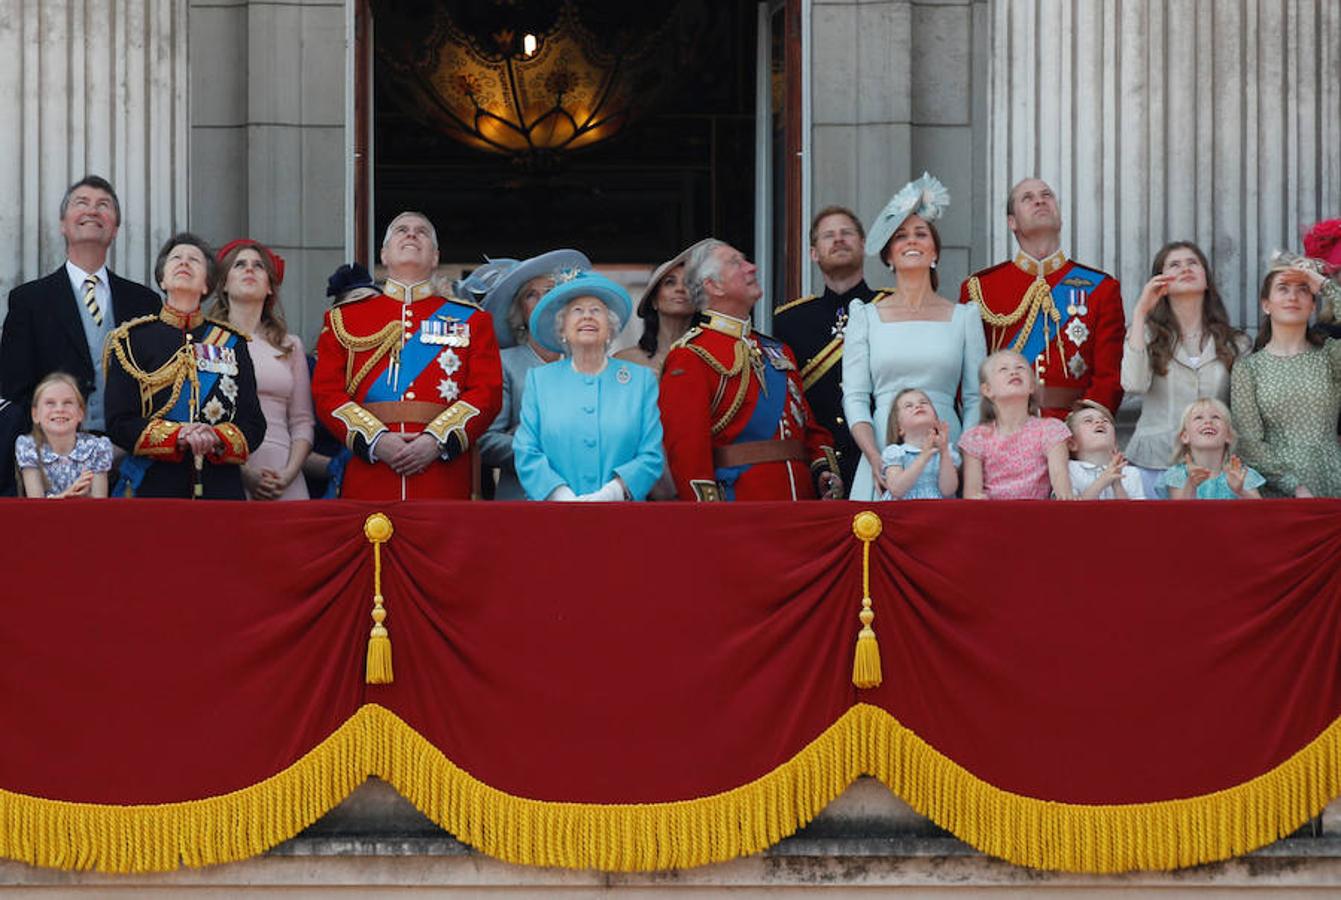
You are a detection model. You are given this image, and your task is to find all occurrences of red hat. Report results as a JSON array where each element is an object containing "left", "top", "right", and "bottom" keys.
[
  {"left": 1302, "top": 218, "right": 1341, "bottom": 274},
  {"left": 217, "top": 238, "right": 286, "bottom": 285}
]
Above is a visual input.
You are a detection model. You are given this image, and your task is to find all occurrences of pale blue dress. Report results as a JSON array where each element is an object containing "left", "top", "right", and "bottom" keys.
[
  {"left": 514, "top": 359, "right": 665, "bottom": 500},
  {"left": 841, "top": 300, "right": 987, "bottom": 501},
  {"left": 1156, "top": 462, "right": 1266, "bottom": 499},
  {"left": 878, "top": 442, "right": 961, "bottom": 500}
]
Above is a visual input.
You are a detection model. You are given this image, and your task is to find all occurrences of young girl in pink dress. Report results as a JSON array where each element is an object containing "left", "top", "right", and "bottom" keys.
[{"left": 959, "top": 350, "right": 1074, "bottom": 499}]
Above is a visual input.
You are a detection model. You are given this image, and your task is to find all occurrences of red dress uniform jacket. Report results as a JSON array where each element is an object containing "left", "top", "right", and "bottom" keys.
[
  {"left": 311, "top": 279, "right": 503, "bottom": 500},
  {"left": 658, "top": 310, "right": 838, "bottom": 501},
  {"left": 960, "top": 251, "right": 1125, "bottom": 418}
]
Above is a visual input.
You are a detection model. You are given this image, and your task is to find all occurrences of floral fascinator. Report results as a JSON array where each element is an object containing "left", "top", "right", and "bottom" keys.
[{"left": 865, "top": 172, "right": 951, "bottom": 258}]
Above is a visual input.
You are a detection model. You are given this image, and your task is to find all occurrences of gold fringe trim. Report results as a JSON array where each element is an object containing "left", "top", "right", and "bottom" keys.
[
  {"left": 2, "top": 703, "right": 1339, "bottom": 874},
  {"left": 0, "top": 711, "right": 371, "bottom": 873}
]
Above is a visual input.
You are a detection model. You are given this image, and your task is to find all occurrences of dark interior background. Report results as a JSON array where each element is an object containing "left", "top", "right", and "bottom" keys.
[{"left": 372, "top": 0, "right": 759, "bottom": 269}]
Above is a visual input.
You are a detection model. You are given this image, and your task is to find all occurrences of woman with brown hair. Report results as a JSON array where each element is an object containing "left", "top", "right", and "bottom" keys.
[
  {"left": 212, "top": 238, "right": 314, "bottom": 500},
  {"left": 1121, "top": 241, "right": 1249, "bottom": 493},
  {"left": 1230, "top": 262, "right": 1341, "bottom": 497}
]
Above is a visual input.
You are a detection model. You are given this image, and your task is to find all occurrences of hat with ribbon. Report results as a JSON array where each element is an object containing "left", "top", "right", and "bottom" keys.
[
  {"left": 865, "top": 172, "right": 951, "bottom": 259},
  {"left": 637, "top": 239, "right": 716, "bottom": 317}
]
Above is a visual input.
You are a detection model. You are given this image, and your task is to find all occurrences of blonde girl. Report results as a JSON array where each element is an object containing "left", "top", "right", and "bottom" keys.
[
  {"left": 958, "top": 350, "right": 1074, "bottom": 499},
  {"left": 879, "top": 387, "right": 959, "bottom": 499},
  {"left": 1156, "top": 398, "right": 1263, "bottom": 499},
  {"left": 15, "top": 372, "right": 112, "bottom": 498}
]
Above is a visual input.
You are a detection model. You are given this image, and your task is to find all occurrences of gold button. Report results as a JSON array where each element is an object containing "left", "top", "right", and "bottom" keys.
[
  {"left": 836, "top": 416, "right": 844, "bottom": 424},
  {"left": 405, "top": 391, "right": 416, "bottom": 399}
]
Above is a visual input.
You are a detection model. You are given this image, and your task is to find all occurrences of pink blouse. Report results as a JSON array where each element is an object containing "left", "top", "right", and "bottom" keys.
[{"left": 958, "top": 416, "right": 1070, "bottom": 500}]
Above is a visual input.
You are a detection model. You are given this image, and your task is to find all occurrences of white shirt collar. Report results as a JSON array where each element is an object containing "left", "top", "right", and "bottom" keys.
[{"left": 65, "top": 259, "right": 110, "bottom": 287}]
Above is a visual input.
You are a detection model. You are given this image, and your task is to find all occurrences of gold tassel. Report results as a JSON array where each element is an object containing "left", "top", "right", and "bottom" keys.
[
  {"left": 363, "top": 513, "right": 395, "bottom": 684},
  {"left": 850, "top": 511, "right": 883, "bottom": 689}
]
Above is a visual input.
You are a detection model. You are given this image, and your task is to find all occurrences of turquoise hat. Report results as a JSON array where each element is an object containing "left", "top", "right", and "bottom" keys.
[{"left": 529, "top": 270, "right": 633, "bottom": 355}]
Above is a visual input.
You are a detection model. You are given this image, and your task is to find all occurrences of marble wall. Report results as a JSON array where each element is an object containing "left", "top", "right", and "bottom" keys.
[
  {"left": 809, "top": 0, "right": 1341, "bottom": 329},
  {"left": 808, "top": 0, "right": 989, "bottom": 299},
  {"left": 189, "top": 0, "right": 347, "bottom": 344},
  {"left": 0, "top": 0, "right": 189, "bottom": 314},
  {"left": 986, "top": 0, "right": 1341, "bottom": 328}
]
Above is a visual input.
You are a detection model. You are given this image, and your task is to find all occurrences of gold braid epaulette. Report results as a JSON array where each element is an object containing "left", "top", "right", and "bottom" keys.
[
  {"left": 967, "top": 275, "right": 1055, "bottom": 354},
  {"left": 774, "top": 294, "right": 817, "bottom": 315},
  {"left": 681, "top": 340, "right": 751, "bottom": 436},
  {"left": 329, "top": 307, "right": 403, "bottom": 394},
  {"left": 103, "top": 315, "right": 200, "bottom": 418}
]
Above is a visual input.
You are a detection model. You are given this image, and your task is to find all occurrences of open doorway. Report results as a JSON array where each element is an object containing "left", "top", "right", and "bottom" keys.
[{"left": 351, "top": 0, "right": 801, "bottom": 321}]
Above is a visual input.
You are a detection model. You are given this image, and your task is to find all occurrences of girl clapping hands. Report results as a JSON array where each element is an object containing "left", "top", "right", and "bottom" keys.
[{"left": 880, "top": 388, "right": 960, "bottom": 499}]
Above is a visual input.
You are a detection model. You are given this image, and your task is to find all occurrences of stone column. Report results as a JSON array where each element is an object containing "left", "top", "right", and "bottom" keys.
[
  {"left": 190, "top": 0, "right": 346, "bottom": 343},
  {"left": 986, "top": 0, "right": 1341, "bottom": 326},
  {"left": 0, "top": 0, "right": 189, "bottom": 311},
  {"left": 808, "top": 0, "right": 989, "bottom": 298}
]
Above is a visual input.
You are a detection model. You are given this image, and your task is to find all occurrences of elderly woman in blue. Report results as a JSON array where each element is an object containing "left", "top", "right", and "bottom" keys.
[{"left": 514, "top": 271, "right": 665, "bottom": 501}]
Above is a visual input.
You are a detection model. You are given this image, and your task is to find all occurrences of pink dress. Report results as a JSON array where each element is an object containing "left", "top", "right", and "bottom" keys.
[
  {"left": 958, "top": 416, "right": 1070, "bottom": 499},
  {"left": 244, "top": 333, "right": 315, "bottom": 500}
]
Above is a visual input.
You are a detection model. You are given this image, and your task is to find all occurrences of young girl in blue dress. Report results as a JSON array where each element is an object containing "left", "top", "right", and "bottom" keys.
[
  {"left": 15, "top": 372, "right": 112, "bottom": 499},
  {"left": 879, "top": 388, "right": 959, "bottom": 499},
  {"left": 1157, "top": 398, "right": 1263, "bottom": 499}
]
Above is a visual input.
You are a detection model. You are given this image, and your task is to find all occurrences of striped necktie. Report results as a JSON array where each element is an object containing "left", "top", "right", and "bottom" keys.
[{"left": 82, "top": 275, "right": 102, "bottom": 327}]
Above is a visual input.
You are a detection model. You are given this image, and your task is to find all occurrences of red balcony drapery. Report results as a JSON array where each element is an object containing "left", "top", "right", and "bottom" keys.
[{"left": 1, "top": 498, "right": 1338, "bottom": 873}]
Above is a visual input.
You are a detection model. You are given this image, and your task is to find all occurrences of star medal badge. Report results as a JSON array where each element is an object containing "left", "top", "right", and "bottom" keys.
[
  {"left": 1064, "top": 318, "right": 1090, "bottom": 348},
  {"left": 832, "top": 309, "right": 849, "bottom": 340},
  {"left": 437, "top": 377, "right": 460, "bottom": 402},
  {"left": 202, "top": 396, "right": 226, "bottom": 424},
  {"left": 787, "top": 378, "right": 807, "bottom": 426},
  {"left": 1067, "top": 353, "right": 1088, "bottom": 379},
  {"left": 436, "top": 348, "right": 461, "bottom": 375}
]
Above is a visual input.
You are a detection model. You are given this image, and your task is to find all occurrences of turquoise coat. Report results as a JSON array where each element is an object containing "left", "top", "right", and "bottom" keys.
[{"left": 514, "top": 359, "right": 665, "bottom": 500}]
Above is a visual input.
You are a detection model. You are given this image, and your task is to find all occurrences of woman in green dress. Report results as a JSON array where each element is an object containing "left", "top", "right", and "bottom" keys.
[{"left": 1230, "top": 263, "right": 1341, "bottom": 497}]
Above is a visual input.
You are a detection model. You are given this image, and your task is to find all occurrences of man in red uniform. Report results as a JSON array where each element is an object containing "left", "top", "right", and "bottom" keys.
[
  {"left": 312, "top": 211, "right": 502, "bottom": 499},
  {"left": 659, "top": 239, "right": 843, "bottom": 501},
  {"left": 960, "top": 178, "right": 1125, "bottom": 418}
]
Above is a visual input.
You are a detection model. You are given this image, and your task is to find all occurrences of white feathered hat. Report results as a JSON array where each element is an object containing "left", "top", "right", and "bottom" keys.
[{"left": 865, "top": 172, "right": 951, "bottom": 258}]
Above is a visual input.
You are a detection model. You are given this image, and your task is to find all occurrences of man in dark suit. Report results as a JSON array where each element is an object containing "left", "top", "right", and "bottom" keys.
[{"left": 1, "top": 176, "right": 161, "bottom": 436}]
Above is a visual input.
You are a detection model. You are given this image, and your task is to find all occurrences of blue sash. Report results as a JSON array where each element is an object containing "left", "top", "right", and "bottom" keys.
[
  {"left": 1017, "top": 264, "right": 1105, "bottom": 363},
  {"left": 364, "top": 299, "right": 475, "bottom": 402},
  {"left": 113, "top": 327, "right": 239, "bottom": 496},
  {"left": 715, "top": 344, "right": 789, "bottom": 500}
]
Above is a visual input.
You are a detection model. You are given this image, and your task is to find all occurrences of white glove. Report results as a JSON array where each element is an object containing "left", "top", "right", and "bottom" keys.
[
  {"left": 577, "top": 478, "right": 626, "bottom": 502},
  {"left": 546, "top": 484, "right": 578, "bottom": 501}
]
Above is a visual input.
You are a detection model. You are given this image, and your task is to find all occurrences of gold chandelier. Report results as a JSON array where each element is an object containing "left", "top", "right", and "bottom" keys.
[{"left": 377, "top": 1, "right": 679, "bottom": 167}]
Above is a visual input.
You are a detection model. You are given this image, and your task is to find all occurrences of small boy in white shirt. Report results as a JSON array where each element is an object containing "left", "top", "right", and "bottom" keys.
[{"left": 1065, "top": 400, "right": 1145, "bottom": 500}]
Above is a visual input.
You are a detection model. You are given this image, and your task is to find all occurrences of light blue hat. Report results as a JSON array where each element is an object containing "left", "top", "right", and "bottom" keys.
[
  {"left": 458, "top": 249, "right": 592, "bottom": 349},
  {"left": 529, "top": 270, "right": 633, "bottom": 355},
  {"left": 865, "top": 172, "right": 951, "bottom": 259}
]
